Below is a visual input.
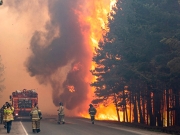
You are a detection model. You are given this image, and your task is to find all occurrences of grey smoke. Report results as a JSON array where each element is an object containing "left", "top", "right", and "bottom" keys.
[{"left": 26, "top": 0, "right": 91, "bottom": 111}]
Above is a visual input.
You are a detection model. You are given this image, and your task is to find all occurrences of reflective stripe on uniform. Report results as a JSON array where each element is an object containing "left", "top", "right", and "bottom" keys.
[
  {"left": 30, "top": 107, "right": 41, "bottom": 120},
  {"left": 4, "top": 108, "right": 14, "bottom": 121}
]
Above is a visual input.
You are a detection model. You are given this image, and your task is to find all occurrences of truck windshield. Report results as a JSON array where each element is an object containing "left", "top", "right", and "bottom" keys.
[{"left": 18, "top": 98, "right": 32, "bottom": 108}]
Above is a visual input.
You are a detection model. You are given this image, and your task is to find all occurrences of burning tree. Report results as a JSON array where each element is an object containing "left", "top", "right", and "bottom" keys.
[{"left": 91, "top": 0, "right": 180, "bottom": 127}]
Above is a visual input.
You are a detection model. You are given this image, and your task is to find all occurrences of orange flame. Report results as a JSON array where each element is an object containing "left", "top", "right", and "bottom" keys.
[
  {"left": 72, "top": 62, "right": 82, "bottom": 71},
  {"left": 75, "top": 0, "right": 118, "bottom": 120},
  {"left": 67, "top": 85, "right": 75, "bottom": 93}
]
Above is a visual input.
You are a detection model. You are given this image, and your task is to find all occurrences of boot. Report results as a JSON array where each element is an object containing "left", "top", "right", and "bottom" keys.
[
  {"left": 37, "top": 129, "right": 40, "bottom": 133},
  {"left": 32, "top": 129, "right": 36, "bottom": 133}
]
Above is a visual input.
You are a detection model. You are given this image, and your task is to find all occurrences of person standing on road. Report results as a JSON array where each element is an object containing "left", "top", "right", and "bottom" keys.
[
  {"left": 57, "top": 102, "right": 65, "bottom": 124},
  {"left": 0, "top": 106, "right": 3, "bottom": 124},
  {"left": 2, "top": 102, "right": 10, "bottom": 129},
  {"left": 30, "top": 103, "right": 42, "bottom": 133},
  {"left": 88, "top": 104, "right": 97, "bottom": 124},
  {"left": 1, "top": 104, "right": 6, "bottom": 125},
  {"left": 4, "top": 102, "right": 14, "bottom": 133}
]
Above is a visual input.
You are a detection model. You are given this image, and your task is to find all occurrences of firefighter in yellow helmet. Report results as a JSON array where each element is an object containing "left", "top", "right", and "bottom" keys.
[
  {"left": 30, "top": 103, "right": 42, "bottom": 133},
  {"left": 4, "top": 102, "right": 14, "bottom": 133}
]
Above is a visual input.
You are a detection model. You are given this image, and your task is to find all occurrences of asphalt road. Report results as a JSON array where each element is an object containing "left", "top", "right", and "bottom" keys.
[{"left": 19, "top": 117, "right": 169, "bottom": 135}]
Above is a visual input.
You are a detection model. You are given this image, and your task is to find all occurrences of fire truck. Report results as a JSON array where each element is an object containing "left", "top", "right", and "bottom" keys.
[{"left": 10, "top": 89, "right": 38, "bottom": 120}]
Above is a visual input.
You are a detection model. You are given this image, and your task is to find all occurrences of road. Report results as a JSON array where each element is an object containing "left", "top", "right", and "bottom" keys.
[{"left": 0, "top": 117, "right": 169, "bottom": 135}]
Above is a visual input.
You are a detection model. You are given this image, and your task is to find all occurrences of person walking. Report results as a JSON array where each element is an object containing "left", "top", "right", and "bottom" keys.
[
  {"left": 88, "top": 104, "right": 97, "bottom": 124},
  {"left": 30, "top": 103, "right": 42, "bottom": 133},
  {"left": 0, "top": 105, "right": 3, "bottom": 124},
  {"left": 2, "top": 102, "right": 9, "bottom": 128},
  {"left": 4, "top": 102, "right": 14, "bottom": 133},
  {"left": 57, "top": 102, "right": 65, "bottom": 124}
]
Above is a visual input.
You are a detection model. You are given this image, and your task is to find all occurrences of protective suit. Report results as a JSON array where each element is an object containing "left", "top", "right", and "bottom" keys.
[
  {"left": 57, "top": 102, "right": 65, "bottom": 124},
  {"left": 88, "top": 104, "right": 97, "bottom": 124},
  {"left": 1, "top": 105, "right": 6, "bottom": 124},
  {"left": 30, "top": 104, "right": 42, "bottom": 133},
  {"left": 2, "top": 102, "right": 9, "bottom": 129},
  {"left": 4, "top": 103, "right": 14, "bottom": 133}
]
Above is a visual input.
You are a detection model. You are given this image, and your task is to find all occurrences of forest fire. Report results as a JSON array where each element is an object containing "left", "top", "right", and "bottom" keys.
[
  {"left": 76, "top": 0, "right": 118, "bottom": 120},
  {"left": 3, "top": 0, "right": 180, "bottom": 129},
  {"left": 26, "top": 0, "right": 119, "bottom": 119}
]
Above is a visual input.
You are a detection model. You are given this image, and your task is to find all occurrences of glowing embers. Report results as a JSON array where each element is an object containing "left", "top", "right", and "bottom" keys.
[
  {"left": 67, "top": 85, "right": 75, "bottom": 93},
  {"left": 72, "top": 62, "right": 82, "bottom": 71}
]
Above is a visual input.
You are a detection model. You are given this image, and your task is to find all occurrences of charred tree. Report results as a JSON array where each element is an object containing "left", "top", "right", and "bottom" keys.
[
  {"left": 174, "top": 87, "right": 180, "bottom": 126},
  {"left": 133, "top": 93, "right": 138, "bottom": 123},
  {"left": 114, "top": 92, "right": 120, "bottom": 122},
  {"left": 137, "top": 91, "right": 144, "bottom": 124}
]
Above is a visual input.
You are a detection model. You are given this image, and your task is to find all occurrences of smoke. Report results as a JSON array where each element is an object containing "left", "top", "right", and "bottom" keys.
[{"left": 26, "top": 0, "right": 92, "bottom": 112}]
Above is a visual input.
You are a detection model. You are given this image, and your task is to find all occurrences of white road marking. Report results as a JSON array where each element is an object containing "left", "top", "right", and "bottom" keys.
[{"left": 20, "top": 121, "right": 28, "bottom": 135}]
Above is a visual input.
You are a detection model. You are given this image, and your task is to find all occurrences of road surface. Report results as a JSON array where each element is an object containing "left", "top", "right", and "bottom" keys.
[{"left": 0, "top": 117, "right": 169, "bottom": 135}]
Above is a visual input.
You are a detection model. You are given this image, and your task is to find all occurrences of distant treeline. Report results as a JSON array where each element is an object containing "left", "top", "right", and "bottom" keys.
[{"left": 91, "top": 0, "right": 180, "bottom": 127}]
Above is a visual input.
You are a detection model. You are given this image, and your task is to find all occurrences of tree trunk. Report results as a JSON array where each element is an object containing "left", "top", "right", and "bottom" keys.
[
  {"left": 147, "top": 90, "right": 155, "bottom": 126},
  {"left": 130, "top": 91, "right": 132, "bottom": 122},
  {"left": 133, "top": 93, "right": 138, "bottom": 123},
  {"left": 137, "top": 92, "right": 144, "bottom": 124},
  {"left": 174, "top": 88, "right": 180, "bottom": 126},
  {"left": 114, "top": 93, "right": 120, "bottom": 122},
  {"left": 166, "top": 89, "right": 169, "bottom": 127}
]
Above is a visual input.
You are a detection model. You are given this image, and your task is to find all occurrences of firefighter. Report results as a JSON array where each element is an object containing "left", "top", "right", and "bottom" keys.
[
  {"left": 0, "top": 104, "right": 6, "bottom": 124},
  {"left": 4, "top": 102, "right": 14, "bottom": 133},
  {"left": 0, "top": 106, "right": 3, "bottom": 124},
  {"left": 2, "top": 102, "right": 9, "bottom": 128},
  {"left": 57, "top": 102, "right": 65, "bottom": 124},
  {"left": 88, "top": 104, "right": 97, "bottom": 124},
  {"left": 30, "top": 103, "right": 42, "bottom": 133}
]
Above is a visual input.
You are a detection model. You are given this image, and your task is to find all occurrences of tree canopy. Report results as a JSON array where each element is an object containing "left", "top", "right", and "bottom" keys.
[{"left": 91, "top": 0, "right": 180, "bottom": 126}]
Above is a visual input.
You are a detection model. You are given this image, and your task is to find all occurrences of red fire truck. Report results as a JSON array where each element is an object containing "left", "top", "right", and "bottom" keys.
[{"left": 10, "top": 89, "right": 38, "bottom": 120}]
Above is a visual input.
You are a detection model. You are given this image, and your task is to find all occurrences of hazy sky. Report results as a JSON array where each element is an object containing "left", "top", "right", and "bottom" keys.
[
  {"left": 0, "top": 0, "right": 113, "bottom": 116},
  {"left": 0, "top": 0, "right": 57, "bottom": 114}
]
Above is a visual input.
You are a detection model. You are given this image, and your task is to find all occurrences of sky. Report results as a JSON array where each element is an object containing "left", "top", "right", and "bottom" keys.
[
  {"left": 0, "top": 0, "right": 115, "bottom": 117},
  {"left": 0, "top": 0, "right": 58, "bottom": 114}
]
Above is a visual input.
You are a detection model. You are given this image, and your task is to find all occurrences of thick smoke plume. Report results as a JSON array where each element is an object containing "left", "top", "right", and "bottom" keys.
[{"left": 26, "top": 0, "right": 92, "bottom": 112}]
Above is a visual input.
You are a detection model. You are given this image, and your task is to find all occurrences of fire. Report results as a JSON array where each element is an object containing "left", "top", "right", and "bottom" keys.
[
  {"left": 67, "top": 85, "right": 75, "bottom": 93},
  {"left": 81, "top": 104, "right": 122, "bottom": 121},
  {"left": 72, "top": 62, "right": 82, "bottom": 71},
  {"left": 76, "top": 0, "right": 118, "bottom": 120},
  {"left": 96, "top": 104, "right": 120, "bottom": 120}
]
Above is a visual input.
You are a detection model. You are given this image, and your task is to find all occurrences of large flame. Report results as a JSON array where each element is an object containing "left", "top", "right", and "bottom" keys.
[{"left": 76, "top": 0, "right": 118, "bottom": 120}]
